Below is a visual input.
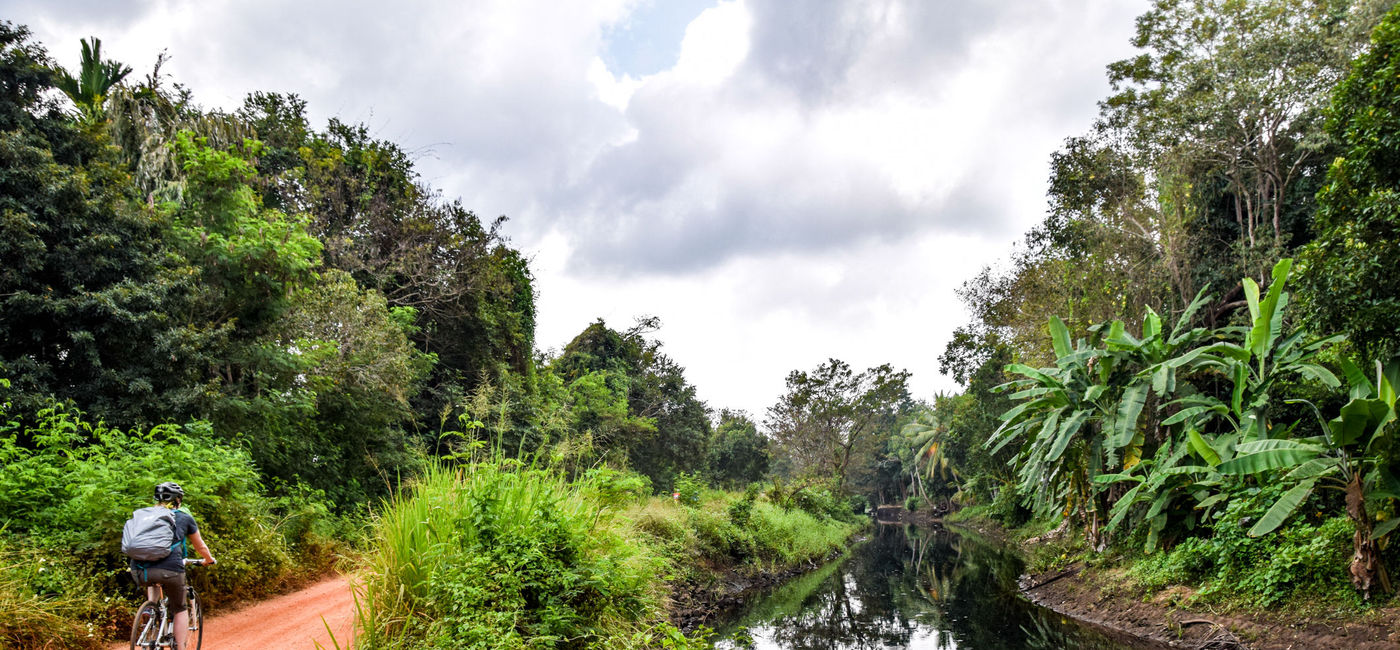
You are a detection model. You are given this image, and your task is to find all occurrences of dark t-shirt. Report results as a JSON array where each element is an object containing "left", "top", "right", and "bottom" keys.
[{"left": 129, "top": 509, "right": 198, "bottom": 573}]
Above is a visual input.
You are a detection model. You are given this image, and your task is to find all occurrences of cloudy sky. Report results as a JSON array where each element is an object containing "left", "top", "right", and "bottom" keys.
[{"left": 11, "top": 0, "right": 1146, "bottom": 420}]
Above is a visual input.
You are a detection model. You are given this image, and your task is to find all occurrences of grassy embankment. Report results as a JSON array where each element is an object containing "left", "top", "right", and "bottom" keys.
[{"left": 349, "top": 463, "right": 862, "bottom": 650}]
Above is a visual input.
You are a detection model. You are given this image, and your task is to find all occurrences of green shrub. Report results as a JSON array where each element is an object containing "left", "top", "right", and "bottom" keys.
[
  {"left": 1126, "top": 484, "right": 1358, "bottom": 608},
  {"left": 727, "top": 484, "right": 759, "bottom": 528},
  {"left": 672, "top": 472, "right": 707, "bottom": 506},
  {"left": 987, "top": 485, "right": 1030, "bottom": 527},
  {"left": 0, "top": 401, "right": 340, "bottom": 615},
  {"left": 904, "top": 495, "right": 924, "bottom": 512}
]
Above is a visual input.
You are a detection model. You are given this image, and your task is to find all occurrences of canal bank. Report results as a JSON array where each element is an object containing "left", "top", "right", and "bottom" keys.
[
  {"left": 1021, "top": 561, "right": 1400, "bottom": 649},
  {"left": 943, "top": 510, "right": 1400, "bottom": 650}
]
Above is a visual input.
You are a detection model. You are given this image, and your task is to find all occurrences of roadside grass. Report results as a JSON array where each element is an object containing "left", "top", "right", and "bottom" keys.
[{"left": 0, "top": 543, "right": 109, "bottom": 650}]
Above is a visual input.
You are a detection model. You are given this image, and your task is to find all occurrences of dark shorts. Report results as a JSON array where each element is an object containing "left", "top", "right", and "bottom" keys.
[{"left": 132, "top": 567, "right": 188, "bottom": 614}]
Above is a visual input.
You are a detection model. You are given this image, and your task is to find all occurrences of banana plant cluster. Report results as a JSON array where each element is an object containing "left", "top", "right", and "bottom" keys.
[
  {"left": 991, "top": 258, "right": 1400, "bottom": 597},
  {"left": 988, "top": 286, "right": 1213, "bottom": 544},
  {"left": 1099, "top": 260, "right": 1344, "bottom": 549}
]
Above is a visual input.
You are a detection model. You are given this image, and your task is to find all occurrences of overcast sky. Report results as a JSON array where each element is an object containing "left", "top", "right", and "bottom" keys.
[{"left": 10, "top": 0, "right": 1147, "bottom": 421}]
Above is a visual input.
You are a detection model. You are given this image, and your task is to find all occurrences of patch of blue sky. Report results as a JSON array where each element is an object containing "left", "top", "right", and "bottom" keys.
[{"left": 602, "top": 0, "right": 717, "bottom": 77}]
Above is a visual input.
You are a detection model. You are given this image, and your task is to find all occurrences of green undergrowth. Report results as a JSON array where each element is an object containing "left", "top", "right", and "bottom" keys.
[
  {"left": 350, "top": 463, "right": 861, "bottom": 650},
  {"left": 0, "top": 401, "right": 349, "bottom": 649},
  {"left": 955, "top": 494, "right": 1400, "bottom": 617},
  {"left": 1118, "top": 488, "right": 1386, "bottom": 613}
]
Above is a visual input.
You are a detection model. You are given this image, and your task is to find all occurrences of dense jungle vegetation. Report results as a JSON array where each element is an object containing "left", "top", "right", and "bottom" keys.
[
  {"left": 919, "top": 0, "right": 1400, "bottom": 614},
  {"left": 4, "top": 0, "right": 1400, "bottom": 646}
]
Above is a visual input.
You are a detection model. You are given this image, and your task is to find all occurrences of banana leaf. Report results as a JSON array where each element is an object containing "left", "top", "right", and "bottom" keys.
[
  {"left": 1218, "top": 440, "right": 1325, "bottom": 475},
  {"left": 1371, "top": 517, "right": 1400, "bottom": 541},
  {"left": 1247, "top": 478, "right": 1315, "bottom": 537},
  {"left": 1050, "top": 316, "right": 1072, "bottom": 359},
  {"left": 1047, "top": 409, "right": 1089, "bottom": 461},
  {"left": 1187, "top": 429, "right": 1221, "bottom": 466},
  {"left": 1110, "top": 384, "right": 1148, "bottom": 449}
]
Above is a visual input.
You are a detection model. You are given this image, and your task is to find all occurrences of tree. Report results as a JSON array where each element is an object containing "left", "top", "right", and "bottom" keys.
[
  {"left": 705, "top": 410, "right": 770, "bottom": 488},
  {"left": 765, "top": 359, "right": 912, "bottom": 489},
  {"left": 237, "top": 94, "right": 538, "bottom": 420},
  {"left": 1104, "top": 0, "right": 1383, "bottom": 261},
  {"left": 550, "top": 319, "right": 711, "bottom": 490},
  {"left": 1298, "top": 3, "right": 1400, "bottom": 361},
  {"left": 0, "top": 24, "right": 205, "bottom": 424},
  {"left": 209, "top": 271, "right": 433, "bottom": 505},
  {"left": 52, "top": 36, "right": 130, "bottom": 122}
]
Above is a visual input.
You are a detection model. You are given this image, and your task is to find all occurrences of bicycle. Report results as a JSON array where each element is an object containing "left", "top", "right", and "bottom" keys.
[{"left": 129, "top": 559, "right": 204, "bottom": 650}]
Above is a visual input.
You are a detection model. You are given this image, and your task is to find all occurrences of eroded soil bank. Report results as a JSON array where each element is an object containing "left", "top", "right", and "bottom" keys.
[{"left": 1021, "top": 565, "right": 1400, "bottom": 649}]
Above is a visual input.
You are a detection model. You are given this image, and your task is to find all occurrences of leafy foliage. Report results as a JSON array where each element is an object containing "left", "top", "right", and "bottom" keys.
[{"left": 1299, "top": 3, "right": 1400, "bottom": 360}]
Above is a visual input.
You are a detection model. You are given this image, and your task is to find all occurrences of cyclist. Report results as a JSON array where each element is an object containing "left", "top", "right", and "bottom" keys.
[{"left": 131, "top": 482, "right": 216, "bottom": 650}]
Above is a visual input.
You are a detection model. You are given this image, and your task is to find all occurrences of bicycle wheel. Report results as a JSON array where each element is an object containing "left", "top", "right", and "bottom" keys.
[
  {"left": 129, "top": 602, "right": 160, "bottom": 650},
  {"left": 186, "top": 587, "right": 203, "bottom": 650}
]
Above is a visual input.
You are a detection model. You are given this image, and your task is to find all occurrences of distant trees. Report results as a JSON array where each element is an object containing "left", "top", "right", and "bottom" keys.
[
  {"left": 766, "top": 359, "right": 912, "bottom": 489},
  {"left": 706, "top": 410, "right": 770, "bottom": 488},
  {"left": 548, "top": 319, "right": 711, "bottom": 491}
]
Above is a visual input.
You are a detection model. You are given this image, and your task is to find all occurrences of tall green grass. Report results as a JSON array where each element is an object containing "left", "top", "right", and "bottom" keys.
[
  {"left": 355, "top": 462, "right": 675, "bottom": 649},
  {"left": 353, "top": 463, "right": 861, "bottom": 649}
]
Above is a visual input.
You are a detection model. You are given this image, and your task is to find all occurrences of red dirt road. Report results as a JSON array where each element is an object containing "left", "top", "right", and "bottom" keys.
[{"left": 114, "top": 576, "right": 356, "bottom": 650}]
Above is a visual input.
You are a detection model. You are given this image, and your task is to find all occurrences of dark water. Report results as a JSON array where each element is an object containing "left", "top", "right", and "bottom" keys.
[{"left": 713, "top": 523, "right": 1152, "bottom": 650}]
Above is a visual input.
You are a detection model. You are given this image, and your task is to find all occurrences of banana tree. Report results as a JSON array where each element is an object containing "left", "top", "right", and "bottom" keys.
[
  {"left": 989, "top": 317, "right": 1118, "bottom": 539},
  {"left": 1158, "top": 258, "right": 1342, "bottom": 442},
  {"left": 1217, "top": 358, "right": 1400, "bottom": 598},
  {"left": 1097, "top": 286, "right": 1216, "bottom": 468},
  {"left": 1094, "top": 429, "right": 1233, "bottom": 552},
  {"left": 992, "top": 288, "right": 1215, "bottom": 545}
]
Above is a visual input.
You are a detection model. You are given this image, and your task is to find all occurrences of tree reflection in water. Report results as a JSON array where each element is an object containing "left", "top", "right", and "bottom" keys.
[{"left": 714, "top": 523, "right": 1144, "bottom": 650}]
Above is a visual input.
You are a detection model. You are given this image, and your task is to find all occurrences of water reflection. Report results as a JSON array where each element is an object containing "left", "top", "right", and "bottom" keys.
[{"left": 714, "top": 523, "right": 1146, "bottom": 650}]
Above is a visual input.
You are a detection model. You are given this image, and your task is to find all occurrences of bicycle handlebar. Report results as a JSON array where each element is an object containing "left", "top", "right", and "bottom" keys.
[{"left": 183, "top": 558, "right": 206, "bottom": 566}]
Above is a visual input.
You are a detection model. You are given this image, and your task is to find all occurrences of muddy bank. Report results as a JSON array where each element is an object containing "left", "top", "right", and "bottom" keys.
[
  {"left": 1021, "top": 562, "right": 1400, "bottom": 649},
  {"left": 668, "top": 542, "right": 858, "bottom": 632}
]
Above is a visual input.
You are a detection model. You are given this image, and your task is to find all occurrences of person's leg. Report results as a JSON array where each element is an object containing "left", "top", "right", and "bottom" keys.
[
  {"left": 159, "top": 572, "right": 189, "bottom": 649},
  {"left": 172, "top": 610, "right": 188, "bottom": 649}
]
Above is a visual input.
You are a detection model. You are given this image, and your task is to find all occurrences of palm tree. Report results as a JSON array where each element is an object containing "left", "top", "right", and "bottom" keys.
[
  {"left": 54, "top": 37, "right": 131, "bottom": 121},
  {"left": 901, "top": 407, "right": 958, "bottom": 508}
]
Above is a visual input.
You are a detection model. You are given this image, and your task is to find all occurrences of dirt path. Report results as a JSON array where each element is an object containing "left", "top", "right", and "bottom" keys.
[{"left": 114, "top": 575, "right": 356, "bottom": 650}]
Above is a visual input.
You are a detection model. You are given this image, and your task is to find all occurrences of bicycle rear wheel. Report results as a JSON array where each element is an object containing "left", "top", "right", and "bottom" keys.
[
  {"left": 186, "top": 587, "right": 203, "bottom": 650},
  {"left": 129, "top": 602, "right": 160, "bottom": 650}
]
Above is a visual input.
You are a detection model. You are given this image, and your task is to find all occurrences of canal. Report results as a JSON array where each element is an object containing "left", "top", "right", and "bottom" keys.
[{"left": 713, "top": 522, "right": 1162, "bottom": 649}]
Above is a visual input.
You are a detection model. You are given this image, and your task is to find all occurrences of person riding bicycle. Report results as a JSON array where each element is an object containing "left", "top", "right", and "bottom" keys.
[{"left": 131, "top": 482, "right": 216, "bottom": 650}]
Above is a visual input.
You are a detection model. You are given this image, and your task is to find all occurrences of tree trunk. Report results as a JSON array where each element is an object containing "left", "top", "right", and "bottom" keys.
[{"left": 1345, "top": 472, "right": 1391, "bottom": 599}]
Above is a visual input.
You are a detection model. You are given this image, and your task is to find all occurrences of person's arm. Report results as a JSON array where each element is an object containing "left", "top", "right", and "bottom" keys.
[{"left": 188, "top": 531, "right": 216, "bottom": 565}]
